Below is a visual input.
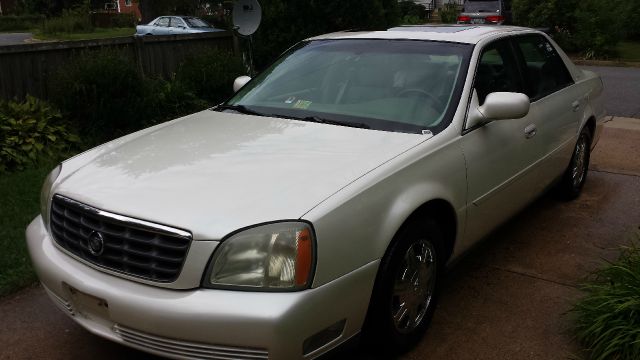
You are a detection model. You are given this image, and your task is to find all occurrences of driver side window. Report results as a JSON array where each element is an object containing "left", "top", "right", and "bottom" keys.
[
  {"left": 475, "top": 40, "right": 522, "bottom": 105},
  {"left": 155, "top": 17, "right": 170, "bottom": 27}
]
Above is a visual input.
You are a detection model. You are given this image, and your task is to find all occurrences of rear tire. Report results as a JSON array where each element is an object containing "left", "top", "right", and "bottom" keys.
[
  {"left": 557, "top": 127, "right": 592, "bottom": 200},
  {"left": 363, "top": 218, "right": 444, "bottom": 356}
]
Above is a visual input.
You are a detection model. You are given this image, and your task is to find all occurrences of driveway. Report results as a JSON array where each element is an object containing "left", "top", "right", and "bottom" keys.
[
  {"left": 0, "top": 33, "right": 33, "bottom": 46},
  {"left": 1, "top": 117, "right": 639, "bottom": 360},
  {"left": 580, "top": 66, "right": 640, "bottom": 118}
]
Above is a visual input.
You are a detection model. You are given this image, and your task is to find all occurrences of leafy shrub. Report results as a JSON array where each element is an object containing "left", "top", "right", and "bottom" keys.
[
  {"left": 176, "top": 50, "right": 245, "bottom": 103},
  {"left": 42, "top": 11, "right": 94, "bottom": 34},
  {"left": 0, "top": 96, "right": 78, "bottom": 172},
  {"left": 572, "top": 237, "right": 640, "bottom": 360},
  {"left": 91, "top": 13, "right": 137, "bottom": 28},
  {"left": 141, "top": 77, "right": 209, "bottom": 123},
  {"left": 439, "top": 3, "right": 461, "bottom": 24},
  {"left": 251, "top": 0, "right": 399, "bottom": 70},
  {"left": 399, "top": 1, "right": 428, "bottom": 25},
  {"left": 49, "top": 48, "right": 144, "bottom": 143},
  {"left": 0, "top": 15, "right": 45, "bottom": 32},
  {"left": 512, "top": 0, "right": 627, "bottom": 58}
]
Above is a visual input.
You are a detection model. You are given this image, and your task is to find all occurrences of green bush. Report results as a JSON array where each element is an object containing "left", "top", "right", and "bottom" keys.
[
  {"left": 439, "top": 3, "right": 461, "bottom": 24},
  {"left": 141, "top": 77, "right": 209, "bottom": 123},
  {"left": 176, "top": 50, "right": 245, "bottom": 103},
  {"left": 251, "top": 0, "right": 399, "bottom": 70},
  {"left": 91, "top": 13, "right": 137, "bottom": 28},
  {"left": 42, "top": 11, "right": 94, "bottom": 34},
  {"left": 0, "top": 96, "right": 78, "bottom": 172},
  {"left": 572, "top": 238, "right": 640, "bottom": 360},
  {"left": 49, "top": 48, "right": 144, "bottom": 143},
  {"left": 399, "top": 1, "right": 428, "bottom": 25},
  {"left": 512, "top": 0, "right": 627, "bottom": 58},
  {"left": 0, "top": 15, "right": 45, "bottom": 32}
]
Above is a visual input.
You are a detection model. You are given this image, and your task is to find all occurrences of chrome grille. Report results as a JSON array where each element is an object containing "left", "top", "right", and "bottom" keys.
[
  {"left": 114, "top": 325, "right": 269, "bottom": 360},
  {"left": 50, "top": 195, "right": 192, "bottom": 282}
]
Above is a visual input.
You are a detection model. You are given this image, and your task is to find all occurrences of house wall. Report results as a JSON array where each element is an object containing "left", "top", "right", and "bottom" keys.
[{"left": 117, "top": 0, "right": 141, "bottom": 20}]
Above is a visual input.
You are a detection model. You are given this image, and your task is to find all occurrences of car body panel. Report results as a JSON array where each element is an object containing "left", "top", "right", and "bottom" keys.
[{"left": 52, "top": 110, "right": 426, "bottom": 241}]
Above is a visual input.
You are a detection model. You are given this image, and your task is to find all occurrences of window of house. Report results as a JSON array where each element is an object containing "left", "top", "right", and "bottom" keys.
[
  {"left": 125, "top": 0, "right": 132, "bottom": 6},
  {"left": 514, "top": 35, "right": 574, "bottom": 101}
]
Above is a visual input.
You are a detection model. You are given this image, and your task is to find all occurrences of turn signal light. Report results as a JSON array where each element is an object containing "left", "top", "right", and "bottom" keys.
[
  {"left": 457, "top": 15, "right": 471, "bottom": 23},
  {"left": 485, "top": 15, "right": 505, "bottom": 23}
]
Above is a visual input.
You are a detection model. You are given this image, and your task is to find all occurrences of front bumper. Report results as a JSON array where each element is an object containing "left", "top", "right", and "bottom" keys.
[{"left": 26, "top": 216, "right": 379, "bottom": 359}]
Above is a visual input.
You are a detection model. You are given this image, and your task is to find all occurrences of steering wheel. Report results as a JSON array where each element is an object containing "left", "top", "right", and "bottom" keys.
[{"left": 397, "top": 88, "right": 445, "bottom": 110}]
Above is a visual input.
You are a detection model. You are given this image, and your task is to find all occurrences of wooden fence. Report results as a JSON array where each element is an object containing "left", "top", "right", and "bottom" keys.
[{"left": 0, "top": 31, "right": 238, "bottom": 100}]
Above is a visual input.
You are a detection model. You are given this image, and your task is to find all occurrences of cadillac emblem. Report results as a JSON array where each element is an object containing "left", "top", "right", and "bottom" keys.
[{"left": 87, "top": 231, "right": 105, "bottom": 256}]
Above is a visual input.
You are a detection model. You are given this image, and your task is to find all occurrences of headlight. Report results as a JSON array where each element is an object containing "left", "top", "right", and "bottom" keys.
[
  {"left": 40, "top": 164, "right": 62, "bottom": 230},
  {"left": 205, "top": 222, "right": 315, "bottom": 291}
]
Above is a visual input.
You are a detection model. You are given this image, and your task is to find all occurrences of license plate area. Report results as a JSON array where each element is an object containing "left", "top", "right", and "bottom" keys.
[
  {"left": 66, "top": 285, "right": 110, "bottom": 323},
  {"left": 471, "top": 18, "right": 485, "bottom": 24}
]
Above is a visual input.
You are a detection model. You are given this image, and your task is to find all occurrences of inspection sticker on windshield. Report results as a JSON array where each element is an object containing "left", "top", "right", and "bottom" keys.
[{"left": 292, "top": 100, "right": 312, "bottom": 109}]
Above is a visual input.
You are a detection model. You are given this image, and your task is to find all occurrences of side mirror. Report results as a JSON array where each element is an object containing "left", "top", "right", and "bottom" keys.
[
  {"left": 479, "top": 92, "right": 530, "bottom": 120},
  {"left": 233, "top": 76, "right": 251, "bottom": 93},
  {"left": 466, "top": 91, "right": 530, "bottom": 129}
]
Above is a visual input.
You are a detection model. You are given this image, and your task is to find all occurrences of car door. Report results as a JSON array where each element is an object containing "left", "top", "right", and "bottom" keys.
[
  {"left": 153, "top": 17, "right": 170, "bottom": 35},
  {"left": 459, "top": 38, "right": 546, "bottom": 248},
  {"left": 170, "top": 17, "right": 188, "bottom": 34},
  {"left": 511, "top": 34, "right": 582, "bottom": 184}
]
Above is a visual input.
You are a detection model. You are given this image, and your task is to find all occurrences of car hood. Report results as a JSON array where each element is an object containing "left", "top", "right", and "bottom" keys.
[{"left": 55, "top": 111, "right": 426, "bottom": 240}]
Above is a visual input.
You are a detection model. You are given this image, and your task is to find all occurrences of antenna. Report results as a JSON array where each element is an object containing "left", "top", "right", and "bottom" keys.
[{"left": 233, "top": 0, "right": 262, "bottom": 76}]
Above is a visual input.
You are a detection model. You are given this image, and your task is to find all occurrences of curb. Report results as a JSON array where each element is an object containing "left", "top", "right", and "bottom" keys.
[{"left": 572, "top": 59, "right": 640, "bottom": 68}]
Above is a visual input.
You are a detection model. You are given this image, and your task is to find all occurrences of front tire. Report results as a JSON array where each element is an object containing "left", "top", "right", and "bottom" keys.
[
  {"left": 363, "top": 218, "right": 444, "bottom": 355},
  {"left": 558, "top": 127, "right": 592, "bottom": 200}
]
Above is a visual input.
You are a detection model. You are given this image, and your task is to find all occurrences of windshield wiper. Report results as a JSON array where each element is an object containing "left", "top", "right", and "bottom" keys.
[
  {"left": 216, "top": 104, "right": 266, "bottom": 117},
  {"left": 295, "top": 115, "right": 371, "bottom": 129}
]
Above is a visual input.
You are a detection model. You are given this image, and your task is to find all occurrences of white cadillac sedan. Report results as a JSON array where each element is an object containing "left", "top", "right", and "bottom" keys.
[{"left": 27, "top": 25, "right": 605, "bottom": 359}]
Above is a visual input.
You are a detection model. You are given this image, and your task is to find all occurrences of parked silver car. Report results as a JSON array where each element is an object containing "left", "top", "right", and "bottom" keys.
[
  {"left": 28, "top": 25, "right": 605, "bottom": 359},
  {"left": 457, "top": 0, "right": 512, "bottom": 25},
  {"left": 135, "top": 16, "right": 224, "bottom": 36}
]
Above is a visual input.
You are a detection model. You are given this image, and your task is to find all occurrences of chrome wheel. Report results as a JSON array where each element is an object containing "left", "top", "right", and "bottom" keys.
[
  {"left": 572, "top": 135, "right": 588, "bottom": 188},
  {"left": 391, "top": 239, "right": 437, "bottom": 334}
]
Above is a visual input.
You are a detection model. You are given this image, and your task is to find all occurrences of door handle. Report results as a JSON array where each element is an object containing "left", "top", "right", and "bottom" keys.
[
  {"left": 524, "top": 124, "right": 537, "bottom": 139},
  {"left": 572, "top": 101, "right": 580, "bottom": 112}
]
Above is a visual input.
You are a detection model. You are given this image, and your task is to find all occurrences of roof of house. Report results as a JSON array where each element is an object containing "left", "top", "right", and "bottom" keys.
[{"left": 308, "top": 25, "right": 537, "bottom": 45}]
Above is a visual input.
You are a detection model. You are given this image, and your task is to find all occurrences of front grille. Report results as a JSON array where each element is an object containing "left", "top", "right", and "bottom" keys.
[
  {"left": 114, "top": 325, "right": 269, "bottom": 360},
  {"left": 50, "top": 195, "right": 192, "bottom": 282}
]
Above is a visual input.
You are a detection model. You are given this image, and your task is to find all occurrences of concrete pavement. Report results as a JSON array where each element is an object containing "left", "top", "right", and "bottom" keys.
[
  {"left": 0, "top": 33, "right": 33, "bottom": 46},
  {"left": 1, "top": 118, "right": 639, "bottom": 360}
]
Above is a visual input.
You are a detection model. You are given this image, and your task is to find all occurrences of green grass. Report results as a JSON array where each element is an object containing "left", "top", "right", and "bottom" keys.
[
  {"left": 572, "top": 233, "right": 640, "bottom": 360},
  {"left": 616, "top": 41, "right": 640, "bottom": 62},
  {"left": 0, "top": 163, "right": 56, "bottom": 296},
  {"left": 33, "top": 27, "right": 135, "bottom": 41}
]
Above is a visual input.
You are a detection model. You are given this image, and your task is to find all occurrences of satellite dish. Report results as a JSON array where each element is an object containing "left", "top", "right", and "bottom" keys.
[{"left": 233, "top": 0, "right": 262, "bottom": 36}]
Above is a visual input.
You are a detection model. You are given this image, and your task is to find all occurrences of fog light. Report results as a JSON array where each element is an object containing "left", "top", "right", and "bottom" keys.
[{"left": 302, "top": 319, "right": 346, "bottom": 356}]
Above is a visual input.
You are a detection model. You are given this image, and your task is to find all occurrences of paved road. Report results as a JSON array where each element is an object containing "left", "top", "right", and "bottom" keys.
[
  {"left": 1, "top": 118, "right": 639, "bottom": 360},
  {"left": 580, "top": 66, "right": 640, "bottom": 118},
  {"left": 0, "top": 33, "right": 33, "bottom": 46}
]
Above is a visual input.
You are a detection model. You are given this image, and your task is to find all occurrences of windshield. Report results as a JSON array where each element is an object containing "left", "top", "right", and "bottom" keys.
[
  {"left": 225, "top": 39, "right": 472, "bottom": 134},
  {"left": 184, "top": 17, "right": 211, "bottom": 28}
]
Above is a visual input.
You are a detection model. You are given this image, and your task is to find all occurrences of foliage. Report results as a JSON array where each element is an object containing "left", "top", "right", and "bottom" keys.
[
  {"left": 511, "top": 0, "right": 628, "bottom": 58},
  {"left": 91, "top": 13, "right": 137, "bottom": 28},
  {"left": 572, "top": 237, "right": 640, "bottom": 360},
  {"left": 49, "top": 48, "right": 145, "bottom": 143},
  {"left": 251, "top": 0, "right": 399, "bottom": 70},
  {"left": 399, "top": 1, "right": 428, "bottom": 25},
  {"left": 141, "top": 77, "right": 209, "bottom": 123},
  {"left": 439, "top": 3, "right": 461, "bottom": 24},
  {"left": 0, "top": 96, "right": 78, "bottom": 172},
  {"left": 0, "top": 161, "right": 57, "bottom": 297},
  {"left": 176, "top": 49, "right": 245, "bottom": 103},
  {"left": 0, "top": 15, "right": 45, "bottom": 32},
  {"left": 42, "top": 9, "right": 94, "bottom": 34}
]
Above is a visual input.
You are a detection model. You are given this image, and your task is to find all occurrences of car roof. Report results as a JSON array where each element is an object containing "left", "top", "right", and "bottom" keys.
[{"left": 307, "top": 25, "right": 536, "bottom": 45}]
